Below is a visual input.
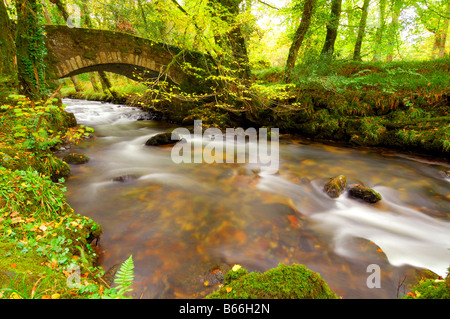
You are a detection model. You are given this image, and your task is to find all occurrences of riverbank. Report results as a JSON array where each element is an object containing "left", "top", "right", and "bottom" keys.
[
  {"left": 62, "top": 58, "right": 450, "bottom": 160},
  {"left": 0, "top": 93, "right": 132, "bottom": 299}
]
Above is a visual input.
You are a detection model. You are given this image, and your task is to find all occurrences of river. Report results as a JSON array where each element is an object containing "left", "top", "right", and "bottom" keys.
[{"left": 62, "top": 99, "right": 450, "bottom": 299}]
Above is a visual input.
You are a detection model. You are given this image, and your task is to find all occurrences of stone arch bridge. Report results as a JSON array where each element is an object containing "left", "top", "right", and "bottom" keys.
[{"left": 44, "top": 25, "right": 211, "bottom": 92}]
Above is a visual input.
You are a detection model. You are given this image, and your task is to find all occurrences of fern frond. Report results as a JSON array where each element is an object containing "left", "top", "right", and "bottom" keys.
[{"left": 113, "top": 254, "right": 134, "bottom": 297}]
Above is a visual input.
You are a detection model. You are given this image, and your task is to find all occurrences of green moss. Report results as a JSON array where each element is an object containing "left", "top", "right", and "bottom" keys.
[
  {"left": 63, "top": 152, "right": 90, "bottom": 165},
  {"left": 402, "top": 276, "right": 450, "bottom": 299},
  {"left": 206, "top": 264, "right": 339, "bottom": 299},
  {"left": 348, "top": 184, "right": 382, "bottom": 203},
  {"left": 323, "top": 175, "right": 347, "bottom": 199},
  {"left": 0, "top": 242, "right": 67, "bottom": 298}
]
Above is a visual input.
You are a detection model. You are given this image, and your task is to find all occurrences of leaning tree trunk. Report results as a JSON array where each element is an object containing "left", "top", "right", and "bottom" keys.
[
  {"left": 49, "top": 0, "right": 69, "bottom": 21},
  {"left": 98, "top": 71, "right": 118, "bottom": 100},
  {"left": 352, "top": 0, "right": 370, "bottom": 61},
  {"left": 284, "top": 0, "right": 316, "bottom": 82},
  {"left": 320, "top": 0, "right": 343, "bottom": 58}
]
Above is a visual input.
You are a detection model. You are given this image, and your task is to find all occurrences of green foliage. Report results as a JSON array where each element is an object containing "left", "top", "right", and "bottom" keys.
[
  {"left": 402, "top": 270, "right": 450, "bottom": 299},
  {"left": 77, "top": 255, "right": 135, "bottom": 299},
  {"left": 112, "top": 255, "right": 135, "bottom": 298}
]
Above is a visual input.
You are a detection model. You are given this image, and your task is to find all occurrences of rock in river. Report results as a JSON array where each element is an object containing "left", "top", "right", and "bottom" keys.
[
  {"left": 324, "top": 175, "right": 347, "bottom": 198},
  {"left": 145, "top": 132, "right": 182, "bottom": 146},
  {"left": 63, "top": 152, "right": 90, "bottom": 164},
  {"left": 112, "top": 174, "right": 139, "bottom": 183},
  {"left": 348, "top": 184, "right": 382, "bottom": 203}
]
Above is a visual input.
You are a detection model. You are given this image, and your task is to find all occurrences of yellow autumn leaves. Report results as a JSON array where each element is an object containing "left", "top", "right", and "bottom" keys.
[
  {"left": 232, "top": 264, "right": 241, "bottom": 272},
  {"left": 224, "top": 264, "right": 242, "bottom": 294}
]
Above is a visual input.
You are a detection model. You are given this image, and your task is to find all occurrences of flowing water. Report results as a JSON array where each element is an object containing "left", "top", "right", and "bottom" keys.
[{"left": 62, "top": 99, "right": 450, "bottom": 299}]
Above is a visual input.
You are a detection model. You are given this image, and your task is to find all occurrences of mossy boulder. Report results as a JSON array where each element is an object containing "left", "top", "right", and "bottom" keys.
[
  {"left": 402, "top": 267, "right": 450, "bottom": 299},
  {"left": 324, "top": 175, "right": 347, "bottom": 198},
  {"left": 145, "top": 132, "right": 182, "bottom": 146},
  {"left": 63, "top": 152, "right": 90, "bottom": 165},
  {"left": 61, "top": 111, "right": 77, "bottom": 129},
  {"left": 206, "top": 264, "right": 339, "bottom": 299},
  {"left": 348, "top": 184, "right": 382, "bottom": 203}
]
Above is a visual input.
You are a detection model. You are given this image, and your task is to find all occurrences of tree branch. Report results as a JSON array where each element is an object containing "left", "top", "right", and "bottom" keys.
[{"left": 256, "top": 0, "right": 279, "bottom": 10}]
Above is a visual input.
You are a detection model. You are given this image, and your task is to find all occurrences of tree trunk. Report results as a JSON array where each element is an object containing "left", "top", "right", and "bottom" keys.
[
  {"left": 90, "top": 72, "right": 100, "bottom": 92},
  {"left": 284, "top": 0, "right": 316, "bottom": 81},
  {"left": 0, "top": 0, "right": 16, "bottom": 80},
  {"left": 433, "top": 1, "right": 450, "bottom": 58},
  {"left": 49, "top": 0, "right": 68, "bottom": 21},
  {"left": 71, "top": 75, "right": 81, "bottom": 92},
  {"left": 210, "top": 0, "right": 251, "bottom": 81},
  {"left": 385, "top": 0, "right": 402, "bottom": 62},
  {"left": 41, "top": 0, "right": 52, "bottom": 24},
  {"left": 137, "top": 0, "right": 150, "bottom": 34},
  {"left": 15, "top": 0, "right": 47, "bottom": 100},
  {"left": 320, "top": 0, "right": 343, "bottom": 58},
  {"left": 352, "top": 0, "right": 370, "bottom": 61},
  {"left": 98, "top": 71, "right": 118, "bottom": 100},
  {"left": 373, "top": 0, "right": 387, "bottom": 61}
]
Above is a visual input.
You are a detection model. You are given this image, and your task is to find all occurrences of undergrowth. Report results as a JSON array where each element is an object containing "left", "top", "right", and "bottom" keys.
[{"left": 0, "top": 92, "right": 136, "bottom": 299}]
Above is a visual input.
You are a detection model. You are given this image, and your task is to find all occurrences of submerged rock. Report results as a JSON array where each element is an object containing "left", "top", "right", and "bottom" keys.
[
  {"left": 145, "top": 132, "right": 182, "bottom": 146},
  {"left": 102, "top": 263, "right": 121, "bottom": 286},
  {"left": 324, "top": 175, "right": 347, "bottom": 198},
  {"left": 348, "top": 184, "right": 382, "bottom": 203},
  {"left": 201, "top": 267, "right": 226, "bottom": 287},
  {"left": 112, "top": 174, "right": 139, "bottom": 183}
]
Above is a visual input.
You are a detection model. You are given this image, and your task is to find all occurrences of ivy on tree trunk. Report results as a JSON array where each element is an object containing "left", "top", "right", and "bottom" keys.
[
  {"left": 15, "top": 0, "right": 48, "bottom": 100},
  {"left": 0, "top": 0, "right": 16, "bottom": 83}
]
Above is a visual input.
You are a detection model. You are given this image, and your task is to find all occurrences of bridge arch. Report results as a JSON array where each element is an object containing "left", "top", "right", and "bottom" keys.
[{"left": 44, "top": 25, "right": 208, "bottom": 88}]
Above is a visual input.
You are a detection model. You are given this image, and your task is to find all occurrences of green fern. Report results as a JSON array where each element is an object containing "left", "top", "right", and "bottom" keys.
[{"left": 113, "top": 254, "right": 135, "bottom": 298}]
